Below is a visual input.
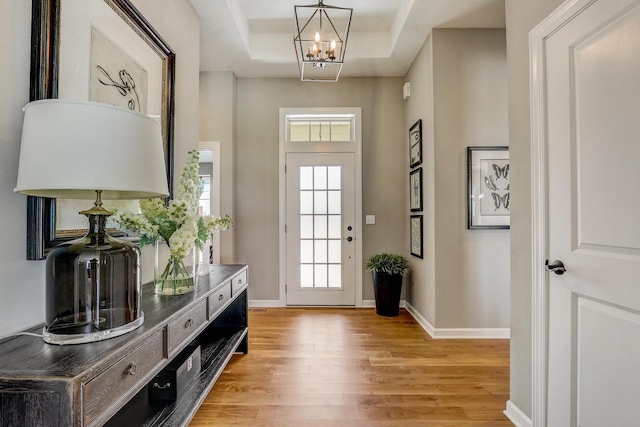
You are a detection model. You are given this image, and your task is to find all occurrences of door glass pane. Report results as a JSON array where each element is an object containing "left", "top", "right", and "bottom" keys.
[
  {"left": 300, "top": 215, "right": 313, "bottom": 238},
  {"left": 314, "top": 240, "right": 327, "bottom": 263},
  {"left": 315, "top": 265, "right": 327, "bottom": 287},
  {"left": 314, "top": 191, "right": 327, "bottom": 214},
  {"left": 300, "top": 240, "right": 313, "bottom": 263},
  {"left": 301, "top": 264, "right": 314, "bottom": 288},
  {"left": 328, "top": 265, "right": 341, "bottom": 288},
  {"left": 328, "top": 215, "right": 341, "bottom": 238},
  {"left": 300, "top": 191, "right": 313, "bottom": 214},
  {"left": 327, "top": 191, "right": 341, "bottom": 214},
  {"left": 327, "top": 167, "right": 341, "bottom": 189},
  {"left": 314, "top": 215, "right": 327, "bottom": 238},
  {"left": 314, "top": 167, "right": 327, "bottom": 189},
  {"left": 328, "top": 240, "right": 341, "bottom": 263},
  {"left": 300, "top": 166, "right": 313, "bottom": 190}
]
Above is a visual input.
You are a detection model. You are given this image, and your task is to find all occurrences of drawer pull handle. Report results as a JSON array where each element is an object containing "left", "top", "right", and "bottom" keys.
[
  {"left": 184, "top": 318, "right": 193, "bottom": 328},
  {"left": 127, "top": 362, "right": 137, "bottom": 376},
  {"left": 218, "top": 294, "right": 224, "bottom": 301},
  {"left": 238, "top": 279, "right": 242, "bottom": 284}
]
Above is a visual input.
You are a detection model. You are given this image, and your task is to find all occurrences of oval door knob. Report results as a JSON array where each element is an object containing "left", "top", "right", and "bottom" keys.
[
  {"left": 545, "top": 259, "right": 566, "bottom": 275},
  {"left": 344, "top": 236, "right": 353, "bottom": 242}
]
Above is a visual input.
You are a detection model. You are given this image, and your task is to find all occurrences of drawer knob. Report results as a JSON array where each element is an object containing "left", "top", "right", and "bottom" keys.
[
  {"left": 184, "top": 318, "right": 193, "bottom": 328},
  {"left": 238, "top": 279, "right": 242, "bottom": 284},
  {"left": 218, "top": 294, "right": 224, "bottom": 301},
  {"left": 127, "top": 362, "right": 137, "bottom": 376}
]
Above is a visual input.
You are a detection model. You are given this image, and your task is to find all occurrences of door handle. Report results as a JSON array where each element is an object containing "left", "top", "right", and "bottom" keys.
[
  {"left": 545, "top": 259, "right": 566, "bottom": 275},
  {"left": 344, "top": 236, "right": 353, "bottom": 242}
]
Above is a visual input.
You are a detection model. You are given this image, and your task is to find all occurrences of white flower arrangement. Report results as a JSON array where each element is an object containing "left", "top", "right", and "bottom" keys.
[{"left": 114, "top": 150, "right": 232, "bottom": 283}]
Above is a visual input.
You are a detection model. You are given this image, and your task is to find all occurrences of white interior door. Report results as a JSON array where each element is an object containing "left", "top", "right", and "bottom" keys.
[
  {"left": 543, "top": 1, "right": 640, "bottom": 425},
  {"left": 285, "top": 153, "right": 356, "bottom": 305}
]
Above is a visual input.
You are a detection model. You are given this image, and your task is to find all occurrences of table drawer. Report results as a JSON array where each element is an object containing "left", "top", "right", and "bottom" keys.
[
  {"left": 83, "top": 331, "right": 164, "bottom": 425},
  {"left": 231, "top": 270, "right": 247, "bottom": 296},
  {"left": 208, "top": 281, "right": 231, "bottom": 320},
  {"left": 167, "top": 301, "right": 208, "bottom": 354}
]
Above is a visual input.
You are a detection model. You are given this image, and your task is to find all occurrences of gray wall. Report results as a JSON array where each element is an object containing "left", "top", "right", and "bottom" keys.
[
  {"left": 231, "top": 77, "right": 407, "bottom": 301},
  {"left": 404, "top": 35, "right": 436, "bottom": 325},
  {"left": 404, "top": 29, "right": 510, "bottom": 330},
  {"left": 506, "top": 0, "right": 565, "bottom": 417},
  {"left": 199, "top": 72, "right": 237, "bottom": 263},
  {"left": 433, "top": 29, "right": 510, "bottom": 329},
  {"left": 0, "top": 0, "right": 200, "bottom": 336}
]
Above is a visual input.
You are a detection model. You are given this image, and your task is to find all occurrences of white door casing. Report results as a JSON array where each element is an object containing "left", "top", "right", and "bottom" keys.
[
  {"left": 279, "top": 107, "right": 363, "bottom": 307},
  {"left": 531, "top": 0, "right": 640, "bottom": 426},
  {"left": 285, "top": 153, "right": 356, "bottom": 305}
]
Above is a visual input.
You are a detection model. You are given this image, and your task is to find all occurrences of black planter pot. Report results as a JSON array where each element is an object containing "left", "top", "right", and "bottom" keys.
[{"left": 372, "top": 271, "right": 403, "bottom": 317}]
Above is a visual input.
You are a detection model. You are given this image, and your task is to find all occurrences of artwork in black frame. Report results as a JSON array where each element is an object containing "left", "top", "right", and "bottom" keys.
[
  {"left": 27, "top": 0, "right": 176, "bottom": 260},
  {"left": 410, "top": 215, "right": 423, "bottom": 258},
  {"left": 409, "top": 119, "right": 422, "bottom": 168},
  {"left": 467, "top": 146, "right": 510, "bottom": 229},
  {"left": 409, "top": 167, "right": 423, "bottom": 212}
]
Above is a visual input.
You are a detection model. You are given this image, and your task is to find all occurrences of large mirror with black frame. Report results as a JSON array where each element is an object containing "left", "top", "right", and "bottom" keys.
[{"left": 28, "top": 0, "right": 175, "bottom": 260}]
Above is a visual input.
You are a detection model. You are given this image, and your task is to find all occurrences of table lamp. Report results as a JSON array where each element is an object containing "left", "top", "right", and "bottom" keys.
[{"left": 15, "top": 100, "right": 169, "bottom": 345}]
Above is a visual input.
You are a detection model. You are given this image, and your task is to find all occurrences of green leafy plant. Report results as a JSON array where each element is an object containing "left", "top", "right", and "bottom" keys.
[
  {"left": 114, "top": 150, "right": 232, "bottom": 257},
  {"left": 366, "top": 253, "right": 409, "bottom": 276},
  {"left": 113, "top": 150, "right": 232, "bottom": 292}
]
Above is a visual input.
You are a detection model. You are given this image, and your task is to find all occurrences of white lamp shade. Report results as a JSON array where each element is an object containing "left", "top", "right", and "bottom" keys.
[{"left": 15, "top": 99, "right": 169, "bottom": 199}]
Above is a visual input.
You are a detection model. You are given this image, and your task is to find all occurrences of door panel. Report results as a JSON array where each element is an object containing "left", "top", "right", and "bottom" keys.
[
  {"left": 286, "top": 153, "right": 355, "bottom": 305},
  {"left": 545, "top": 0, "right": 640, "bottom": 425}
]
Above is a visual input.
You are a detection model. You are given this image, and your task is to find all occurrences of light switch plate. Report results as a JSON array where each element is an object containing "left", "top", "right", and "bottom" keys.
[{"left": 365, "top": 215, "right": 375, "bottom": 225}]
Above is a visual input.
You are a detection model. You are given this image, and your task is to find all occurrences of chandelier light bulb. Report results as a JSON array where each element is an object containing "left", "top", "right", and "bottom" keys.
[
  {"left": 331, "top": 40, "right": 336, "bottom": 50},
  {"left": 315, "top": 32, "right": 321, "bottom": 43}
]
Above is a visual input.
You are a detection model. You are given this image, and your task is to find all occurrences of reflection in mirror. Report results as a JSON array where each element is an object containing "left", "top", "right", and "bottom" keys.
[{"left": 198, "top": 144, "right": 221, "bottom": 263}]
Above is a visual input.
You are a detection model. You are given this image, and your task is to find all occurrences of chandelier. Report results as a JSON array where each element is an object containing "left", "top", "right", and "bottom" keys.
[{"left": 293, "top": 0, "right": 353, "bottom": 82}]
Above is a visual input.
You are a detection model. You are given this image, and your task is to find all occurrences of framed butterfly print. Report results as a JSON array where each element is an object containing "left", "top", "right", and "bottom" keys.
[
  {"left": 409, "top": 119, "right": 422, "bottom": 168},
  {"left": 467, "top": 146, "right": 510, "bottom": 229}
]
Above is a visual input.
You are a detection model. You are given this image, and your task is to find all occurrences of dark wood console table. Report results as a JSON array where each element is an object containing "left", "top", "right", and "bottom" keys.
[{"left": 0, "top": 264, "right": 248, "bottom": 426}]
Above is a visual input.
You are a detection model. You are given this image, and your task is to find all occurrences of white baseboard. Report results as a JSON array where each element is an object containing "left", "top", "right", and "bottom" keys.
[
  {"left": 404, "top": 301, "right": 436, "bottom": 337},
  {"left": 404, "top": 301, "right": 510, "bottom": 339},
  {"left": 248, "top": 300, "right": 281, "bottom": 308},
  {"left": 361, "top": 299, "right": 406, "bottom": 308},
  {"left": 504, "top": 400, "right": 532, "bottom": 427}
]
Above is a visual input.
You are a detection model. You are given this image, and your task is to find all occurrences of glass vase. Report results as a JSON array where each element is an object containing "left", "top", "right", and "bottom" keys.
[{"left": 154, "top": 240, "right": 196, "bottom": 295}]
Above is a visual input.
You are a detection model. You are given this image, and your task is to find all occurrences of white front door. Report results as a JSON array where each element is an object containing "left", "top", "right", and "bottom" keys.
[
  {"left": 285, "top": 152, "right": 356, "bottom": 305},
  {"left": 540, "top": 0, "right": 640, "bottom": 425}
]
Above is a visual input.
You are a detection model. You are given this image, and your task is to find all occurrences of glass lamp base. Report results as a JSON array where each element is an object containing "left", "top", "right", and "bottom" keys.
[{"left": 42, "top": 313, "right": 144, "bottom": 345}]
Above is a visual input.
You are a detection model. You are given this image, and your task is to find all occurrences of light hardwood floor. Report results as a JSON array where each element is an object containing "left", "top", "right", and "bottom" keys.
[{"left": 190, "top": 308, "right": 511, "bottom": 426}]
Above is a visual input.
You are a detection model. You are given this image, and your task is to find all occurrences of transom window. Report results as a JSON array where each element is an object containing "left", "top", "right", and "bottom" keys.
[{"left": 287, "top": 115, "right": 354, "bottom": 142}]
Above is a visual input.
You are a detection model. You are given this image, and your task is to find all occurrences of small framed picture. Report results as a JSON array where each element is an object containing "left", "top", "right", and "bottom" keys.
[
  {"left": 467, "top": 146, "right": 510, "bottom": 229},
  {"left": 409, "top": 119, "right": 422, "bottom": 168},
  {"left": 409, "top": 167, "right": 423, "bottom": 212},
  {"left": 410, "top": 215, "right": 423, "bottom": 258}
]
